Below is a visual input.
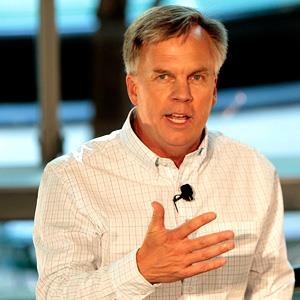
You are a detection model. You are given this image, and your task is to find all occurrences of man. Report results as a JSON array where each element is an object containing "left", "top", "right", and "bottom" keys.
[{"left": 33, "top": 5, "right": 295, "bottom": 299}]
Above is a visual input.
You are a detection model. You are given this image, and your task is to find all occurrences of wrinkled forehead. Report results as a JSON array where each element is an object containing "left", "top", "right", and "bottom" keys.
[
  {"left": 130, "top": 25, "right": 217, "bottom": 75},
  {"left": 141, "top": 25, "right": 213, "bottom": 55},
  {"left": 143, "top": 24, "right": 206, "bottom": 46},
  {"left": 140, "top": 26, "right": 215, "bottom": 61}
]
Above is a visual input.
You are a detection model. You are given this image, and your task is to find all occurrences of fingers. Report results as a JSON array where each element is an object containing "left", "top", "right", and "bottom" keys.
[
  {"left": 186, "top": 230, "right": 234, "bottom": 252},
  {"left": 147, "top": 201, "right": 165, "bottom": 232},
  {"left": 174, "top": 212, "right": 217, "bottom": 239},
  {"left": 140, "top": 204, "right": 235, "bottom": 283},
  {"left": 183, "top": 257, "right": 228, "bottom": 278},
  {"left": 187, "top": 240, "right": 235, "bottom": 265}
]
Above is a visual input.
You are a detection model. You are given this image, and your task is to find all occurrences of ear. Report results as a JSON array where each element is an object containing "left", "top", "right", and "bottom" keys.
[
  {"left": 126, "top": 74, "right": 138, "bottom": 106},
  {"left": 212, "top": 77, "right": 218, "bottom": 107}
]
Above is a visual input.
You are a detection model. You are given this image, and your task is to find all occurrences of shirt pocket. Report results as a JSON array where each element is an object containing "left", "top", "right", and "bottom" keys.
[
  {"left": 195, "top": 221, "right": 260, "bottom": 276},
  {"left": 185, "top": 221, "right": 260, "bottom": 294}
]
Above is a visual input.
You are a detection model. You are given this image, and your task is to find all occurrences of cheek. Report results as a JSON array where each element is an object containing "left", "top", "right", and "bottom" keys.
[
  {"left": 200, "top": 108, "right": 211, "bottom": 122},
  {"left": 193, "top": 85, "right": 215, "bottom": 104},
  {"left": 140, "top": 82, "right": 164, "bottom": 97},
  {"left": 136, "top": 96, "right": 155, "bottom": 122},
  {"left": 192, "top": 91, "right": 215, "bottom": 119},
  {"left": 136, "top": 82, "right": 153, "bottom": 102},
  {"left": 137, "top": 85, "right": 164, "bottom": 110}
]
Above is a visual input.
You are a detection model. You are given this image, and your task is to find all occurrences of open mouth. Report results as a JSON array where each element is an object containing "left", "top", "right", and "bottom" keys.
[{"left": 165, "top": 113, "right": 191, "bottom": 124}]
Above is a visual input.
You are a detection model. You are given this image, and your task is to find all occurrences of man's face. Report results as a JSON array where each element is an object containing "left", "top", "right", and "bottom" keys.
[{"left": 126, "top": 25, "right": 217, "bottom": 163}]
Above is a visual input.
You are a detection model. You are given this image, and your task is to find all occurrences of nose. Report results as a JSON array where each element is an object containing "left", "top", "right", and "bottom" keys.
[{"left": 172, "top": 79, "right": 193, "bottom": 102}]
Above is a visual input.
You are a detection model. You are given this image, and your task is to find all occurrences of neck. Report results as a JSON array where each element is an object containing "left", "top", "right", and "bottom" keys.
[{"left": 131, "top": 112, "right": 205, "bottom": 168}]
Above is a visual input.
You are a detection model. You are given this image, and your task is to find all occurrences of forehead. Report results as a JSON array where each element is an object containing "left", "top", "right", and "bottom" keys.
[{"left": 138, "top": 26, "right": 215, "bottom": 72}]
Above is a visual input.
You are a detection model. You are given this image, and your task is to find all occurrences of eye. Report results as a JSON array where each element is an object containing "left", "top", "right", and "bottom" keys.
[
  {"left": 191, "top": 73, "right": 202, "bottom": 81},
  {"left": 158, "top": 73, "right": 168, "bottom": 80}
]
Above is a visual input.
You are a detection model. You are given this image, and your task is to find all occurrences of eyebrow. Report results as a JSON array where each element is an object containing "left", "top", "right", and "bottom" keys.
[
  {"left": 152, "top": 69, "right": 171, "bottom": 74},
  {"left": 152, "top": 67, "right": 211, "bottom": 75},
  {"left": 190, "top": 67, "right": 210, "bottom": 74}
]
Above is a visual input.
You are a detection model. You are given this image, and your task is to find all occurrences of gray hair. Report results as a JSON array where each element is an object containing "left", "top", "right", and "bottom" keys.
[{"left": 123, "top": 5, "right": 228, "bottom": 75}]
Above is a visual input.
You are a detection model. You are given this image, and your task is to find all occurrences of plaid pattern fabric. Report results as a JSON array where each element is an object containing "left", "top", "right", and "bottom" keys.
[{"left": 33, "top": 110, "right": 294, "bottom": 299}]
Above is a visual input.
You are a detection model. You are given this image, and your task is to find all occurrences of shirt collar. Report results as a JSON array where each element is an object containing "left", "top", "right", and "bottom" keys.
[
  {"left": 120, "top": 108, "right": 159, "bottom": 170},
  {"left": 120, "top": 108, "right": 208, "bottom": 169}
]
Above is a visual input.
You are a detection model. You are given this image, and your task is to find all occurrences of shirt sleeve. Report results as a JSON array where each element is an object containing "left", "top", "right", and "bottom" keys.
[
  {"left": 244, "top": 172, "right": 295, "bottom": 299},
  {"left": 33, "top": 163, "right": 156, "bottom": 299}
]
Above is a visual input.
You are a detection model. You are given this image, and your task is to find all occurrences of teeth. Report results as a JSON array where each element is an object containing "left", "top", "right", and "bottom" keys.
[
  {"left": 166, "top": 114, "right": 188, "bottom": 124},
  {"left": 172, "top": 114, "right": 185, "bottom": 118}
]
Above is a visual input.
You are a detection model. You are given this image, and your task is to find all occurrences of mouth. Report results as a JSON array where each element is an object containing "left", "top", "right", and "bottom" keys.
[{"left": 165, "top": 113, "right": 191, "bottom": 124}]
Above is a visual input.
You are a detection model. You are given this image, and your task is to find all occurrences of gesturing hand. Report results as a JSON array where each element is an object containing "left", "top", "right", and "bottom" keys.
[{"left": 137, "top": 201, "right": 235, "bottom": 284}]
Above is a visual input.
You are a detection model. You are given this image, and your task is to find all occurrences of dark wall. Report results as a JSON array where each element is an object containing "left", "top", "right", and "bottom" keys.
[
  {"left": 0, "top": 36, "right": 36, "bottom": 102},
  {"left": 0, "top": 6, "right": 299, "bottom": 103},
  {"left": 60, "top": 35, "right": 93, "bottom": 101},
  {"left": 0, "top": 34, "right": 93, "bottom": 103},
  {"left": 218, "top": 7, "right": 300, "bottom": 88}
]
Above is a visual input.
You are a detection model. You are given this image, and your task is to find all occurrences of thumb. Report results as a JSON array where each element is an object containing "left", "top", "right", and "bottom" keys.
[{"left": 148, "top": 201, "right": 165, "bottom": 231}]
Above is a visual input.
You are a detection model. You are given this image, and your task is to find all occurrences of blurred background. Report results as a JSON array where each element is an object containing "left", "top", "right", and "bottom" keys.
[{"left": 0, "top": 0, "right": 299, "bottom": 299}]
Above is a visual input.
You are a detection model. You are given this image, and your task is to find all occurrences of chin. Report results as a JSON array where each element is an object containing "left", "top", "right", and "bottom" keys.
[{"left": 166, "top": 139, "right": 196, "bottom": 149}]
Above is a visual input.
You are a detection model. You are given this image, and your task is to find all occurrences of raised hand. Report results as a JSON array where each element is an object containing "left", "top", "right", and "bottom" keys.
[{"left": 137, "top": 201, "right": 235, "bottom": 284}]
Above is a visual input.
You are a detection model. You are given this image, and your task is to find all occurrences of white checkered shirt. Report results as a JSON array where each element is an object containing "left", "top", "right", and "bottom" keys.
[{"left": 33, "top": 110, "right": 294, "bottom": 299}]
